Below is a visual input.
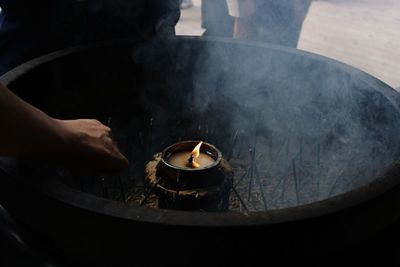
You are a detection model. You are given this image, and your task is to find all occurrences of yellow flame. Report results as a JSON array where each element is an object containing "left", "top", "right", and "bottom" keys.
[
  {"left": 188, "top": 141, "right": 203, "bottom": 168},
  {"left": 191, "top": 141, "right": 203, "bottom": 158}
]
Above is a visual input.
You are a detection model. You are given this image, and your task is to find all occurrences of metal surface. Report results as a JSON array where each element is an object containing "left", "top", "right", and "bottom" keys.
[{"left": 1, "top": 37, "right": 400, "bottom": 264}]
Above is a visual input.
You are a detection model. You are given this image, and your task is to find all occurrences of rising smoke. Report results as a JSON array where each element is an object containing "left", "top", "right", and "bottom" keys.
[{"left": 133, "top": 0, "right": 400, "bottom": 210}]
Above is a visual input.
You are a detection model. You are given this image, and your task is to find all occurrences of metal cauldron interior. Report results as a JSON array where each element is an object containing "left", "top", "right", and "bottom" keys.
[{"left": 4, "top": 37, "right": 399, "bottom": 214}]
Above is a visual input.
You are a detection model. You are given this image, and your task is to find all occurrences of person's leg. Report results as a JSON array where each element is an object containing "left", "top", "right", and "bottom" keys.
[
  {"left": 283, "top": 0, "right": 312, "bottom": 47},
  {"left": 201, "top": 0, "right": 233, "bottom": 37},
  {"left": 252, "top": 0, "right": 312, "bottom": 47}
]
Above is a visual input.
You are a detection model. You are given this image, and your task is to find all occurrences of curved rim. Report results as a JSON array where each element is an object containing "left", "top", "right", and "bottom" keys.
[
  {"left": 36, "top": 160, "right": 400, "bottom": 227},
  {"left": 2, "top": 36, "right": 400, "bottom": 227},
  {"left": 161, "top": 140, "right": 222, "bottom": 171}
]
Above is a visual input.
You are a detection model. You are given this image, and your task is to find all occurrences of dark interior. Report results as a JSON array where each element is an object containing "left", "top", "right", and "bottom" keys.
[{"left": 2, "top": 37, "right": 400, "bottom": 265}]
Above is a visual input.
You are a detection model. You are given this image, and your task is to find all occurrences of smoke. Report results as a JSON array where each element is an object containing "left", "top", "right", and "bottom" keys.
[
  {"left": 133, "top": 27, "right": 400, "bottom": 211},
  {"left": 1, "top": 0, "right": 398, "bottom": 212},
  {"left": 130, "top": 1, "right": 400, "bottom": 211},
  {"left": 190, "top": 34, "right": 400, "bottom": 205},
  {"left": 200, "top": 0, "right": 311, "bottom": 47},
  {"left": 171, "top": 1, "right": 400, "bottom": 210}
]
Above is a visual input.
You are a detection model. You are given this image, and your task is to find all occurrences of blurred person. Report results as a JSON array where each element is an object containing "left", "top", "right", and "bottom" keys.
[
  {"left": 0, "top": 0, "right": 181, "bottom": 76},
  {"left": 226, "top": 0, "right": 311, "bottom": 47},
  {"left": 0, "top": 82, "right": 129, "bottom": 173},
  {"left": 201, "top": 0, "right": 311, "bottom": 47},
  {"left": 0, "top": 0, "right": 181, "bottom": 173},
  {"left": 0, "top": 3, "right": 182, "bottom": 264},
  {"left": 201, "top": 0, "right": 233, "bottom": 37}
]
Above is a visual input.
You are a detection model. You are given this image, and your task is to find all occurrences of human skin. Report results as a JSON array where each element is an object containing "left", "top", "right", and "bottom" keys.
[{"left": 0, "top": 82, "right": 128, "bottom": 173}]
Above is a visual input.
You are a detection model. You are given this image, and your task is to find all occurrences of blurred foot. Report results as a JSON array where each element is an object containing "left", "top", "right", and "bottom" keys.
[{"left": 180, "top": 0, "right": 193, "bottom": 9}]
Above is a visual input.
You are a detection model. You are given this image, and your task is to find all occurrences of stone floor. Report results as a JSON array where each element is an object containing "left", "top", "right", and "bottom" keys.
[{"left": 176, "top": 0, "right": 400, "bottom": 89}]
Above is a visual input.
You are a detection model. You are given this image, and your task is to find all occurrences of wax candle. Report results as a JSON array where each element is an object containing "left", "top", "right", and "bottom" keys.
[
  {"left": 168, "top": 151, "right": 215, "bottom": 169},
  {"left": 167, "top": 141, "right": 215, "bottom": 169}
]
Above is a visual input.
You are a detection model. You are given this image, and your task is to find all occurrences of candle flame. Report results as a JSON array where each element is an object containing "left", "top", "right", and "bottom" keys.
[
  {"left": 188, "top": 141, "right": 203, "bottom": 168},
  {"left": 192, "top": 141, "right": 203, "bottom": 158}
]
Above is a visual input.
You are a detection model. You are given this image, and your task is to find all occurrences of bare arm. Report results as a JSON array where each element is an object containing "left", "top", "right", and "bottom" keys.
[{"left": 0, "top": 82, "right": 128, "bottom": 173}]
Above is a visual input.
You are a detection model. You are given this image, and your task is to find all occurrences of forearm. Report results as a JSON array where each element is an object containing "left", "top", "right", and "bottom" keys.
[{"left": 0, "top": 82, "right": 65, "bottom": 158}]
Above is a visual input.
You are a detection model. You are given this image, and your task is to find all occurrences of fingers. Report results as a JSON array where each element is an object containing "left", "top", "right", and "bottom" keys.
[
  {"left": 58, "top": 118, "right": 129, "bottom": 174},
  {"left": 94, "top": 126, "right": 129, "bottom": 172},
  {"left": 100, "top": 135, "right": 129, "bottom": 172}
]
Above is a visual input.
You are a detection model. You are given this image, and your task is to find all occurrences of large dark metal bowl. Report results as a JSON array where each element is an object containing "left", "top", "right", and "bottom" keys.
[{"left": 1, "top": 37, "right": 400, "bottom": 265}]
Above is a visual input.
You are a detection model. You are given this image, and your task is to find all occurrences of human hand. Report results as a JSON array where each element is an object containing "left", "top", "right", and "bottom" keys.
[{"left": 55, "top": 119, "right": 129, "bottom": 174}]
